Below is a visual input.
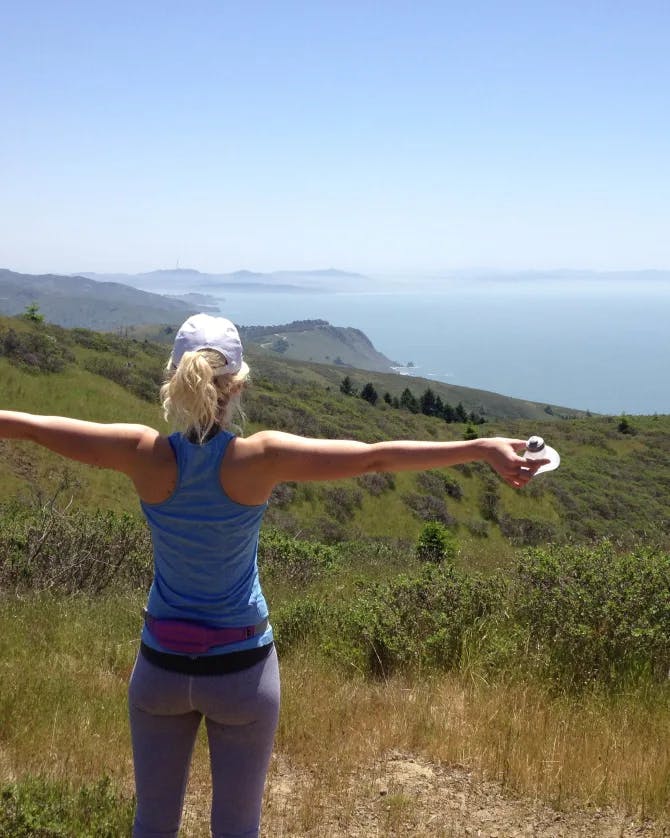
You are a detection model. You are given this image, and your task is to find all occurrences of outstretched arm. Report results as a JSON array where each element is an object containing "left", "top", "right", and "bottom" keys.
[
  {"left": 0, "top": 410, "right": 157, "bottom": 474},
  {"left": 232, "top": 430, "right": 545, "bottom": 499}
]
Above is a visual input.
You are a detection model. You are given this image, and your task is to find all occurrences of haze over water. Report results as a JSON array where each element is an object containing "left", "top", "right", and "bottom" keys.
[{"left": 206, "top": 276, "right": 669, "bottom": 416}]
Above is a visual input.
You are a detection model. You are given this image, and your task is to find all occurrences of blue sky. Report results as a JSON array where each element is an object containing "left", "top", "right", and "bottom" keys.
[{"left": 1, "top": 1, "right": 668, "bottom": 275}]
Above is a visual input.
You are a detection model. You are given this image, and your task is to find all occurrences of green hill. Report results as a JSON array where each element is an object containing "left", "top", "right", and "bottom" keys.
[
  {"left": 1, "top": 315, "right": 668, "bottom": 560},
  {"left": 0, "top": 269, "right": 206, "bottom": 329}
]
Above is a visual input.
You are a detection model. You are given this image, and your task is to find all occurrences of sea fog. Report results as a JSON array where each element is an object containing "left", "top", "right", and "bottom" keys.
[{"left": 176, "top": 275, "right": 670, "bottom": 416}]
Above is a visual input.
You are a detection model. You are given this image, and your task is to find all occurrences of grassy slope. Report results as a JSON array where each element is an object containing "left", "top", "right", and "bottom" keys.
[
  {"left": 1, "top": 315, "right": 669, "bottom": 556},
  {"left": 2, "top": 316, "right": 670, "bottom": 829}
]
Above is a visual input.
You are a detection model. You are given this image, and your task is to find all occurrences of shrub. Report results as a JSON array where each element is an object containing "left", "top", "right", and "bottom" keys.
[
  {"left": 498, "top": 515, "right": 558, "bottom": 547},
  {"left": 0, "top": 327, "right": 74, "bottom": 373},
  {"left": 83, "top": 356, "right": 163, "bottom": 402},
  {"left": 269, "top": 482, "right": 297, "bottom": 508},
  {"left": 0, "top": 502, "right": 151, "bottom": 594},
  {"left": 466, "top": 519, "right": 489, "bottom": 538},
  {"left": 0, "top": 776, "right": 134, "bottom": 837},
  {"left": 320, "top": 486, "right": 363, "bottom": 523},
  {"left": 416, "top": 471, "right": 445, "bottom": 496},
  {"left": 271, "top": 595, "right": 327, "bottom": 655},
  {"left": 258, "top": 528, "right": 340, "bottom": 585},
  {"left": 416, "top": 471, "right": 463, "bottom": 501},
  {"left": 344, "top": 564, "right": 504, "bottom": 677},
  {"left": 618, "top": 415, "right": 636, "bottom": 435},
  {"left": 305, "top": 515, "right": 350, "bottom": 544},
  {"left": 356, "top": 472, "right": 396, "bottom": 496},
  {"left": 415, "top": 521, "right": 457, "bottom": 564},
  {"left": 478, "top": 478, "right": 500, "bottom": 522},
  {"left": 402, "top": 493, "right": 455, "bottom": 525},
  {"left": 510, "top": 542, "right": 670, "bottom": 688}
]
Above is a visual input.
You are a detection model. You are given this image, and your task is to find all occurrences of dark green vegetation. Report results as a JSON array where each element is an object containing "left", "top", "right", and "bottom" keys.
[{"left": 0, "top": 778, "right": 133, "bottom": 837}]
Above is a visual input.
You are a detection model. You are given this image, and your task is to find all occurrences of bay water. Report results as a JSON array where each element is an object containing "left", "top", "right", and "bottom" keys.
[{"left": 197, "top": 277, "right": 669, "bottom": 415}]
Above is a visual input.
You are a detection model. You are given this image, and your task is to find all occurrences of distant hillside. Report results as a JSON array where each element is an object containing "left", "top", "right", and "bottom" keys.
[
  {"left": 0, "top": 315, "right": 667, "bottom": 554},
  {"left": 239, "top": 319, "right": 398, "bottom": 373},
  {"left": 0, "top": 269, "right": 209, "bottom": 329},
  {"left": 137, "top": 319, "right": 583, "bottom": 420},
  {"left": 79, "top": 267, "right": 370, "bottom": 294}
]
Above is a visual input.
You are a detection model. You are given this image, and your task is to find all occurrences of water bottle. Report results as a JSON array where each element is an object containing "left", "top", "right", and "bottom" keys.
[{"left": 524, "top": 435, "right": 560, "bottom": 475}]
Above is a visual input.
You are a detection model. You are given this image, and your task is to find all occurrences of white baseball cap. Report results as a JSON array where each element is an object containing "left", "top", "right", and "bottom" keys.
[{"left": 171, "top": 313, "right": 246, "bottom": 376}]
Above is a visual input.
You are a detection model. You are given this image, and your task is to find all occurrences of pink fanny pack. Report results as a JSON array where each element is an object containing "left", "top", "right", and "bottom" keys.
[{"left": 144, "top": 612, "right": 269, "bottom": 655}]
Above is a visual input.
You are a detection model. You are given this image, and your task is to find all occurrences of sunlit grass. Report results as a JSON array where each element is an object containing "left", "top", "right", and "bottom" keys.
[{"left": 2, "top": 595, "right": 670, "bottom": 835}]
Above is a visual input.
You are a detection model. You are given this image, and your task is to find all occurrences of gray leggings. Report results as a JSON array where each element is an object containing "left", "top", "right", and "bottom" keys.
[{"left": 128, "top": 646, "right": 280, "bottom": 838}]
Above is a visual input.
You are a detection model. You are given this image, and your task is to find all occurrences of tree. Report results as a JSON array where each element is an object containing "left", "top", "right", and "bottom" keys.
[
  {"left": 415, "top": 521, "right": 457, "bottom": 564},
  {"left": 400, "top": 387, "right": 419, "bottom": 414},
  {"left": 617, "top": 415, "right": 635, "bottom": 435},
  {"left": 383, "top": 392, "right": 392, "bottom": 405},
  {"left": 340, "top": 376, "right": 355, "bottom": 396},
  {"left": 454, "top": 402, "right": 468, "bottom": 423},
  {"left": 360, "top": 382, "right": 379, "bottom": 406},
  {"left": 23, "top": 302, "right": 44, "bottom": 324},
  {"left": 419, "top": 388, "right": 438, "bottom": 417},
  {"left": 463, "top": 424, "right": 479, "bottom": 440},
  {"left": 442, "top": 403, "right": 456, "bottom": 423}
]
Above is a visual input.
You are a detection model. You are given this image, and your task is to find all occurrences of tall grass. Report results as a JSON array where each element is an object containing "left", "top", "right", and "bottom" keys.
[{"left": 2, "top": 595, "right": 670, "bottom": 835}]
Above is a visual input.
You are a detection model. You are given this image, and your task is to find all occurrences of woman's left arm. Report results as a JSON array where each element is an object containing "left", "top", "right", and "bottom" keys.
[{"left": 0, "top": 410, "right": 157, "bottom": 474}]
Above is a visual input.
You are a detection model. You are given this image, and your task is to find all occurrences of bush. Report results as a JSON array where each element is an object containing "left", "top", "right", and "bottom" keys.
[
  {"left": 258, "top": 528, "right": 341, "bottom": 585},
  {"left": 466, "top": 519, "right": 489, "bottom": 538},
  {"left": 356, "top": 472, "right": 396, "bottom": 496},
  {"left": 416, "top": 470, "right": 463, "bottom": 501},
  {"left": 0, "top": 327, "right": 74, "bottom": 373},
  {"left": 0, "top": 501, "right": 152, "bottom": 594},
  {"left": 269, "top": 482, "right": 297, "bottom": 508},
  {"left": 0, "top": 776, "right": 134, "bottom": 837},
  {"left": 304, "top": 516, "right": 350, "bottom": 544},
  {"left": 415, "top": 471, "right": 445, "bottom": 496},
  {"left": 402, "top": 492, "right": 455, "bottom": 525},
  {"left": 498, "top": 515, "right": 558, "bottom": 547},
  {"left": 415, "top": 521, "right": 457, "bottom": 564},
  {"left": 510, "top": 542, "right": 670, "bottom": 688},
  {"left": 478, "top": 478, "right": 500, "bottom": 522},
  {"left": 83, "top": 356, "right": 163, "bottom": 402},
  {"left": 272, "top": 595, "right": 327, "bottom": 655},
  {"left": 343, "top": 564, "right": 504, "bottom": 677},
  {"left": 320, "top": 486, "right": 363, "bottom": 523}
]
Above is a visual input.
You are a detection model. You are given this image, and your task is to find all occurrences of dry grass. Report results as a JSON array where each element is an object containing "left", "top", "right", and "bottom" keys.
[
  {"left": 2, "top": 598, "right": 670, "bottom": 835},
  {"left": 270, "top": 658, "right": 670, "bottom": 826}
]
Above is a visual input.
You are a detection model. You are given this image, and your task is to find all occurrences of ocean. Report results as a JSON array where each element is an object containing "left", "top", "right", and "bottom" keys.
[{"left": 190, "top": 276, "right": 670, "bottom": 416}]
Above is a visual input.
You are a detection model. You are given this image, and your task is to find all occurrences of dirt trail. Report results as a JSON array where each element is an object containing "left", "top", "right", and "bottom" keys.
[{"left": 182, "top": 750, "right": 667, "bottom": 837}]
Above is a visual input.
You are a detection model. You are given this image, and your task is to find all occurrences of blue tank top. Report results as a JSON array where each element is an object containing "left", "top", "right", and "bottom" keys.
[{"left": 140, "top": 430, "right": 272, "bottom": 655}]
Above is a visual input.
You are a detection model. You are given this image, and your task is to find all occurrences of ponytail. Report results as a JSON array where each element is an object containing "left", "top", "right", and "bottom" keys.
[{"left": 160, "top": 348, "right": 248, "bottom": 443}]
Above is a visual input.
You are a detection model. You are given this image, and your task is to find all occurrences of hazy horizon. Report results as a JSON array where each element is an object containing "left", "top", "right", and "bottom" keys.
[{"left": 2, "top": 2, "right": 668, "bottom": 276}]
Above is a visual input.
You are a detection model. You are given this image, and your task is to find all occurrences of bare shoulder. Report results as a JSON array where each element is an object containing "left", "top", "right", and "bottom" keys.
[
  {"left": 224, "top": 430, "right": 282, "bottom": 460},
  {"left": 219, "top": 432, "right": 277, "bottom": 505},
  {"left": 130, "top": 430, "right": 178, "bottom": 504}
]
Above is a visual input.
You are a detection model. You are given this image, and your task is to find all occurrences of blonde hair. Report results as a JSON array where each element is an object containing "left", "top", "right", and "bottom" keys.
[{"left": 160, "top": 348, "right": 249, "bottom": 443}]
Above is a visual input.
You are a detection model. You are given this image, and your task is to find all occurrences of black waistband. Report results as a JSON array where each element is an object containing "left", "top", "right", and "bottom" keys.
[{"left": 140, "top": 640, "right": 274, "bottom": 676}]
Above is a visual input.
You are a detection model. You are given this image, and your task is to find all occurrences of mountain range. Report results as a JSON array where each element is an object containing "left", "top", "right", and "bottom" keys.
[{"left": 78, "top": 267, "right": 369, "bottom": 294}]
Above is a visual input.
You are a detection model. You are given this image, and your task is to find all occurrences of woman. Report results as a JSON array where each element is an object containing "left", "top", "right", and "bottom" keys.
[{"left": 0, "top": 313, "right": 545, "bottom": 837}]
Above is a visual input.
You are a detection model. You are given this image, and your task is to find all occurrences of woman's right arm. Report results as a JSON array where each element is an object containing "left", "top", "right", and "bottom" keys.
[{"left": 232, "top": 430, "right": 545, "bottom": 499}]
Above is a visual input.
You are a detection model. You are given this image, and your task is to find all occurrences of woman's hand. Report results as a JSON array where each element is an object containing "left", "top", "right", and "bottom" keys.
[{"left": 479, "top": 437, "right": 549, "bottom": 488}]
